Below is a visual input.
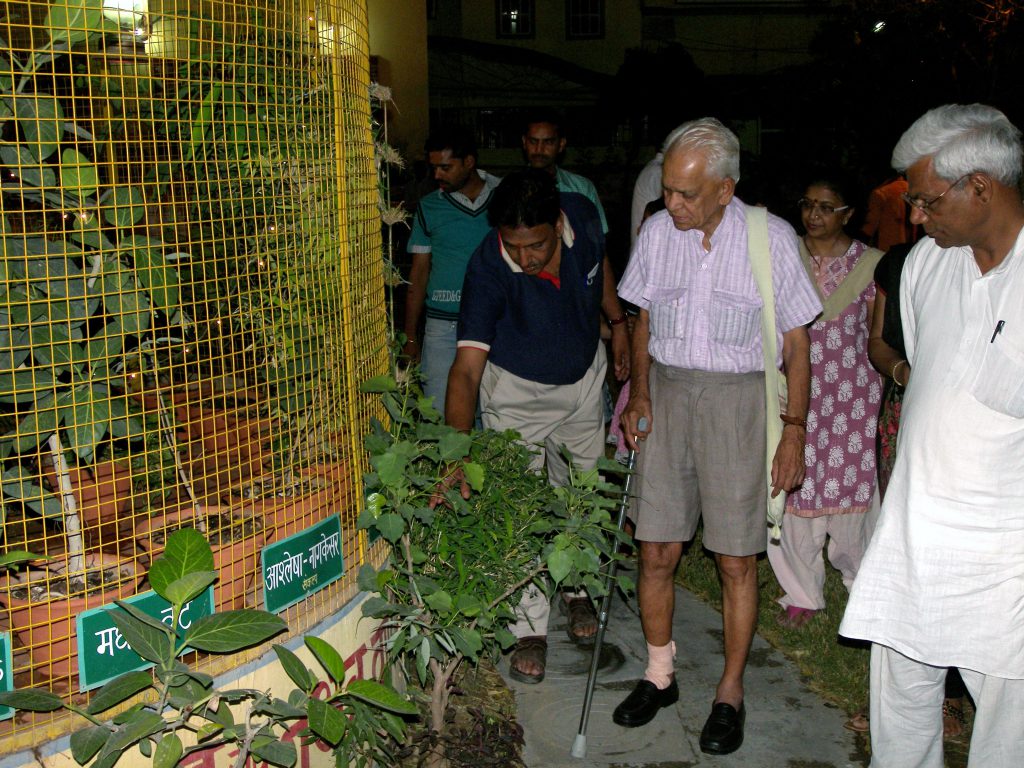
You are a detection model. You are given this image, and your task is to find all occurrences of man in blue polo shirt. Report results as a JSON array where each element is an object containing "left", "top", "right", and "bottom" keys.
[
  {"left": 403, "top": 129, "right": 500, "bottom": 413},
  {"left": 444, "top": 169, "right": 630, "bottom": 684}
]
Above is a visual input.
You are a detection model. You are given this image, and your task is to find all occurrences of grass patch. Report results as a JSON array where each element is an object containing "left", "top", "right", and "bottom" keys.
[{"left": 676, "top": 525, "right": 973, "bottom": 768}]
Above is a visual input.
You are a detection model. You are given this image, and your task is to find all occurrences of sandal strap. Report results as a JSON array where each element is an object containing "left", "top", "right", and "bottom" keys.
[{"left": 515, "top": 635, "right": 547, "bottom": 651}]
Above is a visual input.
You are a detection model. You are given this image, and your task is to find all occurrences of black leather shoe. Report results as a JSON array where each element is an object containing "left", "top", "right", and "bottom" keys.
[
  {"left": 699, "top": 701, "right": 746, "bottom": 755},
  {"left": 612, "top": 678, "right": 679, "bottom": 727}
]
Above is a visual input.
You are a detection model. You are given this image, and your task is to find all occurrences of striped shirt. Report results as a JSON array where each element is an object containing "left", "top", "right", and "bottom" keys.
[{"left": 618, "top": 197, "right": 821, "bottom": 372}]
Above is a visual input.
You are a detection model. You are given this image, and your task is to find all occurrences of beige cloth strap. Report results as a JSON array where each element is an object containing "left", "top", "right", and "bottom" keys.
[
  {"left": 744, "top": 205, "right": 786, "bottom": 541},
  {"left": 798, "top": 240, "right": 884, "bottom": 322}
]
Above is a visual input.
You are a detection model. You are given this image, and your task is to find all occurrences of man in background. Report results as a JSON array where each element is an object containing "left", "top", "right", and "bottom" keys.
[{"left": 403, "top": 129, "right": 500, "bottom": 413}]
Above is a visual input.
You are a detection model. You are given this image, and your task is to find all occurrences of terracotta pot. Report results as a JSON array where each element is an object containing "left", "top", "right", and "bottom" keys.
[
  {"left": 0, "top": 554, "right": 140, "bottom": 683},
  {"left": 41, "top": 460, "right": 134, "bottom": 542},
  {"left": 136, "top": 505, "right": 269, "bottom": 611},
  {"left": 240, "top": 462, "right": 351, "bottom": 543}
]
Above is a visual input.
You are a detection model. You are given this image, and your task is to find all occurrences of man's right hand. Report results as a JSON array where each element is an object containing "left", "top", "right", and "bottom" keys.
[
  {"left": 621, "top": 394, "right": 653, "bottom": 451},
  {"left": 428, "top": 462, "right": 472, "bottom": 509}
]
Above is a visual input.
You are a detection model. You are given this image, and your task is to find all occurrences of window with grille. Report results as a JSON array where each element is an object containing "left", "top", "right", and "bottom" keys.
[
  {"left": 496, "top": 0, "right": 535, "bottom": 38},
  {"left": 566, "top": 0, "right": 604, "bottom": 39}
]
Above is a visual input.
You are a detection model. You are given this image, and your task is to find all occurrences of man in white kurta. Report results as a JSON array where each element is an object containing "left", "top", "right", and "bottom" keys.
[{"left": 840, "top": 103, "right": 1024, "bottom": 768}]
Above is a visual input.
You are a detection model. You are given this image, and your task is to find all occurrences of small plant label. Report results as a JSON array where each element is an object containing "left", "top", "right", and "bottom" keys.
[
  {"left": 76, "top": 587, "right": 215, "bottom": 691},
  {"left": 262, "top": 514, "right": 344, "bottom": 613},
  {"left": 0, "top": 633, "right": 13, "bottom": 721}
]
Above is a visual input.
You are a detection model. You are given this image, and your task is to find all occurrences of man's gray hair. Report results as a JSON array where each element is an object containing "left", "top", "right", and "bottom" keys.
[
  {"left": 662, "top": 118, "right": 741, "bottom": 182},
  {"left": 892, "top": 103, "right": 1023, "bottom": 187}
]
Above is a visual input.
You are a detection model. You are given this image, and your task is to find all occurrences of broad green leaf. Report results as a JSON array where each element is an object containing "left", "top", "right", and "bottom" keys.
[
  {"left": 1, "top": 144, "right": 57, "bottom": 187},
  {"left": 251, "top": 738, "right": 296, "bottom": 768},
  {"left": 358, "top": 375, "right": 397, "bottom": 393},
  {"left": 305, "top": 698, "right": 346, "bottom": 745},
  {"left": 0, "top": 549, "right": 46, "bottom": 568},
  {"left": 10, "top": 406, "right": 58, "bottom": 452},
  {"left": 148, "top": 566, "right": 216, "bottom": 607},
  {"left": 45, "top": 0, "right": 104, "bottom": 45},
  {"left": 272, "top": 645, "right": 314, "bottom": 693},
  {"left": 463, "top": 461, "right": 485, "bottom": 491},
  {"left": 304, "top": 636, "right": 346, "bottom": 685},
  {"left": 454, "top": 593, "right": 483, "bottom": 618},
  {"left": 546, "top": 548, "right": 573, "bottom": 584},
  {"left": 60, "top": 149, "right": 99, "bottom": 197},
  {"left": 86, "top": 670, "right": 153, "bottom": 714},
  {"left": 70, "top": 725, "right": 108, "bottom": 764},
  {"left": 152, "top": 733, "right": 183, "bottom": 768},
  {"left": 105, "top": 185, "right": 145, "bottom": 228},
  {"left": 371, "top": 452, "right": 407, "bottom": 487},
  {"left": 423, "top": 590, "right": 452, "bottom": 614},
  {"left": 438, "top": 431, "right": 471, "bottom": 462},
  {"left": 345, "top": 679, "right": 418, "bottom": 715},
  {"left": 183, "top": 610, "right": 286, "bottom": 653},
  {"left": 128, "top": 236, "right": 179, "bottom": 311},
  {"left": 373, "top": 513, "right": 405, "bottom": 543},
  {"left": 113, "top": 599, "right": 175, "bottom": 638},
  {"left": 111, "top": 611, "right": 174, "bottom": 665},
  {"left": 356, "top": 563, "right": 378, "bottom": 592},
  {"left": 13, "top": 94, "right": 63, "bottom": 162},
  {"left": 99, "top": 709, "right": 165, "bottom": 754},
  {"left": 447, "top": 626, "right": 483, "bottom": 659},
  {"left": 157, "top": 528, "right": 215, "bottom": 584},
  {"left": 0, "top": 689, "right": 63, "bottom": 711},
  {"left": 360, "top": 595, "right": 394, "bottom": 619},
  {"left": 195, "top": 723, "right": 223, "bottom": 742}
]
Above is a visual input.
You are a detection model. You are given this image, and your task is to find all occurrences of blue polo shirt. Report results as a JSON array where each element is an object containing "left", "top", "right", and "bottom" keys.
[{"left": 457, "top": 192, "right": 604, "bottom": 385}]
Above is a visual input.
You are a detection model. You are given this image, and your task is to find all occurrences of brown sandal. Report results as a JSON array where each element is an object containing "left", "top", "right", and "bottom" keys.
[
  {"left": 509, "top": 636, "right": 547, "bottom": 684},
  {"left": 843, "top": 710, "right": 870, "bottom": 733},
  {"left": 564, "top": 596, "right": 598, "bottom": 645}
]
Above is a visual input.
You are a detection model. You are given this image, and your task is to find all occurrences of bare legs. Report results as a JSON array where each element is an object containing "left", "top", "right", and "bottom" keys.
[{"left": 637, "top": 541, "right": 758, "bottom": 707}]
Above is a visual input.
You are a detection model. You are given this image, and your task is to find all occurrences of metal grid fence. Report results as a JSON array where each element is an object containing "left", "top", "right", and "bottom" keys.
[{"left": 0, "top": 0, "right": 389, "bottom": 749}]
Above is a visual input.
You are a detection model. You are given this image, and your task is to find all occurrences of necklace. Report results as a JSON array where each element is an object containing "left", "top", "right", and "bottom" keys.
[{"left": 804, "top": 236, "right": 849, "bottom": 270}]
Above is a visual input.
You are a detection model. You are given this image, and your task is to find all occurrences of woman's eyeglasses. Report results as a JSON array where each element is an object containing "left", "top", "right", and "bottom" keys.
[{"left": 797, "top": 199, "right": 850, "bottom": 216}]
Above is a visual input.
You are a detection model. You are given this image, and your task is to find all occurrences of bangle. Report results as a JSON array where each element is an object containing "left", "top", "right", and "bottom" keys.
[
  {"left": 607, "top": 314, "right": 628, "bottom": 326},
  {"left": 780, "top": 414, "right": 807, "bottom": 428},
  {"left": 891, "top": 359, "right": 906, "bottom": 385}
]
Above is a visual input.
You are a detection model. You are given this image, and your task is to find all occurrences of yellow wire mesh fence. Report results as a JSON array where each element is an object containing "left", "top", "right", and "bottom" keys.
[{"left": 0, "top": 0, "right": 390, "bottom": 749}]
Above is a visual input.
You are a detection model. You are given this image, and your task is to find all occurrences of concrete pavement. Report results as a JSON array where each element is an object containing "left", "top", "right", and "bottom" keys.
[{"left": 500, "top": 583, "right": 867, "bottom": 767}]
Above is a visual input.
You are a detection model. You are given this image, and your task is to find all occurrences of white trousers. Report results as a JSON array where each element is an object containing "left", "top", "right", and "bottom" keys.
[
  {"left": 870, "top": 644, "right": 1024, "bottom": 768},
  {"left": 768, "top": 510, "right": 869, "bottom": 610}
]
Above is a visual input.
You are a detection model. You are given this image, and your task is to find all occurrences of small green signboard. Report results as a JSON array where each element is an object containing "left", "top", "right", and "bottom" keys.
[
  {"left": 77, "top": 587, "right": 215, "bottom": 691},
  {"left": 0, "top": 633, "right": 13, "bottom": 721},
  {"left": 262, "top": 514, "right": 344, "bottom": 613}
]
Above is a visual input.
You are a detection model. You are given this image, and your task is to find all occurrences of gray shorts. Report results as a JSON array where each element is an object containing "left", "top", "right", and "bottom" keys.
[{"left": 631, "top": 364, "right": 768, "bottom": 556}]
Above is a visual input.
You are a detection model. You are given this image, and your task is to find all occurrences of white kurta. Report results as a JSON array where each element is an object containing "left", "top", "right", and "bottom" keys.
[{"left": 839, "top": 229, "right": 1024, "bottom": 678}]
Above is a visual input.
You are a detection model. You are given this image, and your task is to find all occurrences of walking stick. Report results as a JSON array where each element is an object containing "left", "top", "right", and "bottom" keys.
[{"left": 571, "top": 417, "right": 647, "bottom": 759}]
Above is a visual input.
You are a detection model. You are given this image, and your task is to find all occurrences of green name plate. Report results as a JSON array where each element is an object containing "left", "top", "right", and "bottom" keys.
[
  {"left": 77, "top": 587, "right": 215, "bottom": 691},
  {"left": 262, "top": 514, "right": 344, "bottom": 614},
  {"left": 0, "top": 633, "right": 13, "bottom": 721}
]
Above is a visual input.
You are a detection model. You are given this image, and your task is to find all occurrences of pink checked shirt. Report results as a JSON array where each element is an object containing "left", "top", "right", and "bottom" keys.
[{"left": 619, "top": 197, "right": 822, "bottom": 372}]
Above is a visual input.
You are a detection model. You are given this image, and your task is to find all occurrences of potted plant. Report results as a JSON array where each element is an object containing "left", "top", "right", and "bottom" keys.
[{"left": 0, "top": 1, "right": 185, "bottom": 682}]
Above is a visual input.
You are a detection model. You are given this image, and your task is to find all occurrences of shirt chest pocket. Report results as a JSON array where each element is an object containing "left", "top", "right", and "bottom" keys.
[
  {"left": 711, "top": 289, "right": 762, "bottom": 348},
  {"left": 643, "top": 286, "right": 686, "bottom": 339},
  {"left": 970, "top": 338, "right": 1024, "bottom": 418}
]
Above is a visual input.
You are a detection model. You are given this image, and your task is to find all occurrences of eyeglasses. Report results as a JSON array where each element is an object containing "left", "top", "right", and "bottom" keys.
[
  {"left": 797, "top": 199, "right": 850, "bottom": 216},
  {"left": 900, "top": 173, "right": 973, "bottom": 213}
]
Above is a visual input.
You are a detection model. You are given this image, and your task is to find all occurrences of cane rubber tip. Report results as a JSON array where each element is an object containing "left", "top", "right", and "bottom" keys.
[{"left": 571, "top": 735, "right": 587, "bottom": 758}]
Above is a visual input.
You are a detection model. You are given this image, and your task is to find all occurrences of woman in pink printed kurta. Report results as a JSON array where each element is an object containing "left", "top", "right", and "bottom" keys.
[{"left": 768, "top": 176, "right": 883, "bottom": 626}]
